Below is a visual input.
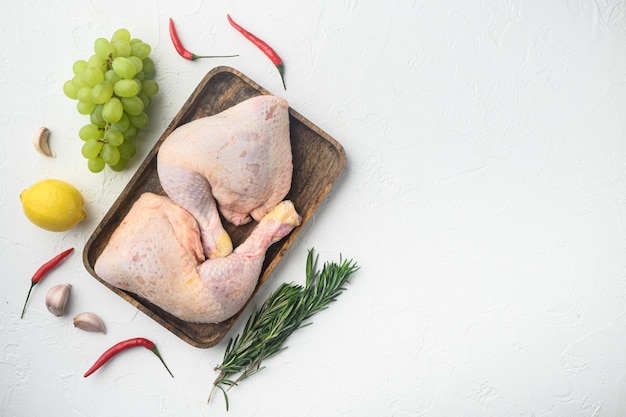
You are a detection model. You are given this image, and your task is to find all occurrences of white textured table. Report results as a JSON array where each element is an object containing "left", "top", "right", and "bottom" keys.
[{"left": 2, "top": 1, "right": 626, "bottom": 416}]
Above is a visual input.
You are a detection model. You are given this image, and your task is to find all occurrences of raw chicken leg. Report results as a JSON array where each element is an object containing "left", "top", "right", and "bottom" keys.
[
  {"left": 157, "top": 95, "right": 292, "bottom": 259},
  {"left": 94, "top": 192, "right": 301, "bottom": 324}
]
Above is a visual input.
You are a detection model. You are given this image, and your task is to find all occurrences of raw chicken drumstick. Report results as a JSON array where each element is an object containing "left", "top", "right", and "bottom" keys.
[
  {"left": 94, "top": 192, "right": 301, "bottom": 323},
  {"left": 157, "top": 95, "right": 293, "bottom": 259}
]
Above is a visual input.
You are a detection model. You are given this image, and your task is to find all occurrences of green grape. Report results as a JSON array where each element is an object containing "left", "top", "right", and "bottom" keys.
[
  {"left": 83, "top": 66, "right": 104, "bottom": 87},
  {"left": 142, "top": 57, "right": 155, "bottom": 75},
  {"left": 105, "top": 128, "right": 124, "bottom": 146},
  {"left": 77, "top": 100, "right": 96, "bottom": 115},
  {"left": 90, "top": 104, "right": 106, "bottom": 126},
  {"left": 79, "top": 124, "right": 102, "bottom": 141},
  {"left": 111, "top": 112, "right": 130, "bottom": 132},
  {"left": 82, "top": 138, "right": 103, "bottom": 159},
  {"left": 101, "top": 143, "right": 121, "bottom": 166},
  {"left": 112, "top": 57, "right": 136, "bottom": 79},
  {"left": 91, "top": 81, "right": 114, "bottom": 104},
  {"left": 94, "top": 38, "right": 114, "bottom": 60},
  {"left": 76, "top": 87, "right": 93, "bottom": 103},
  {"left": 138, "top": 93, "right": 150, "bottom": 108},
  {"left": 129, "top": 112, "right": 148, "bottom": 129},
  {"left": 87, "top": 54, "right": 108, "bottom": 73},
  {"left": 104, "top": 69, "right": 122, "bottom": 84},
  {"left": 120, "top": 96, "right": 144, "bottom": 115},
  {"left": 110, "top": 158, "right": 128, "bottom": 172},
  {"left": 113, "top": 79, "right": 140, "bottom": 97},
  {"left": 72, "top": 74, "right": 89, "bottom": 89},
  {"left": 63, "top": 80, "right": 79, "bottom": 99},
  {"left": 122, "top": 126, "right": 137, "bottom": 141},
  {"left": 118, "top": 139, "right": 136, "bottom": 159},
  {"left": 131, "top": 42, "right": 151, "bottom": 59},
  {"left": 111, "top": 28, "right": 131, "bottom": 42},
  {"left": 73, "top": 60, "right": 88, "bottom": 75},
  {"left": 127, "top": 56, "right": 143, "bottom": 73},
  {"left": 112, "top": 39, "right": 131, "bottom": 58},
  {"left": 66, "top": 29, "right": 157, "bottom": 173},
  {"left": 141, "top": 79, "right": 158, "bottom": 97},
  {"left": 88, "top": 156, "right": 106, "bottom": 173},
  {"left": 102, "top": 97, "right": 124, "bottom": 123}
]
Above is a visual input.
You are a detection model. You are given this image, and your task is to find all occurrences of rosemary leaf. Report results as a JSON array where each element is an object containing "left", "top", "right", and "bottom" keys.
[{"left": 207, "top": 248, "right": 359, "bottom": 409}]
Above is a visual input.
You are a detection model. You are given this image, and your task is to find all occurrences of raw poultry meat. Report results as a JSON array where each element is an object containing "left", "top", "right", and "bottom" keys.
[
  {"left": 94, "top": 95, "right": 298, "bottom": 323},
  {"left": 94, "top": 192, "right": 301, "bottom": 323},
  {"left": 157, "top": 95, "right": 292, "bottom": 259}
]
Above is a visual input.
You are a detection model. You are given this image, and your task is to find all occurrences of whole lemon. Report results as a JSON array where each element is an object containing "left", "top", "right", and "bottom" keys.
[{"left": 20, "top": 179, "right": 87, "bottom": 232}]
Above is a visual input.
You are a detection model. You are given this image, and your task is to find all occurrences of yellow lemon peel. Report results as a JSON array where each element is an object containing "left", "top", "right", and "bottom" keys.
[{"left": 20, "top": 179, "right": 87, "bottom": 232}]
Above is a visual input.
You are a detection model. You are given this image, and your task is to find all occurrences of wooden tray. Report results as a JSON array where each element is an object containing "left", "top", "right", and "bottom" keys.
[{"left": 83, "top": 66, "right": 346, "bottom": 348}]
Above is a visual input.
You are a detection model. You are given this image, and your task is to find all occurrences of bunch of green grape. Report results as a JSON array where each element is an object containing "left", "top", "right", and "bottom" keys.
[{"left": 63, "top": 28, "right": 158, "bottom": 173}]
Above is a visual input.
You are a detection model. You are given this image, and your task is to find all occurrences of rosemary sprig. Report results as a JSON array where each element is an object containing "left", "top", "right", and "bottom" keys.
[{"left": 208, "top": 248, "right": 359, "bottom": 410}]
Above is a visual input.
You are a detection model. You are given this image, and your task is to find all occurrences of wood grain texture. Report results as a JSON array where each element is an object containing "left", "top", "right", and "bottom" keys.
[{"left": 82, "top": 66, "right": 346, "bottom": 348}]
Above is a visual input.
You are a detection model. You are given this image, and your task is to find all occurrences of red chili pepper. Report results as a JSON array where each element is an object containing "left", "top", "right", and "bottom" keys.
[
  {"left": 169, "top": 18, "right": 238, "bottom": 61},
  {"left": 84, "top": 337, "right": 174, "bottom": 378},
  {"left": 20, "top": 247, "right": 74, "bottom": 319},
  {"left": 227, "top": 14, "right": 286, "bottom": 90}
]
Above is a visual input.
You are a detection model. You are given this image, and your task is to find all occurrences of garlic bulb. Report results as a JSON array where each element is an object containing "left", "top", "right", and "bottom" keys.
[
  {"left": 45, "top": 283, "right": 71, "bottom": 316},
  {"left": 73, "top": 312, "right": 106, "bottom": 334}
]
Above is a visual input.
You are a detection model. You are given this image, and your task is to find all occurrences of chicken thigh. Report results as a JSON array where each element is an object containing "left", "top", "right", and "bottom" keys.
[
  {"left": 94, "top": 192, "right": 301, "bottom": 323},
  {"left": 157, "top": 95, "right": 292, "bottom": 259}
]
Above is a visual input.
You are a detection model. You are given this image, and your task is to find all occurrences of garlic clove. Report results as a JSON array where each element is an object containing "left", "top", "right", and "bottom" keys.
[
  {"left": 73, "top": 312, "right": 106, "bottom": 334},
  {"left": 33, "top": 126, "right": 53, "bottom": 157},
  {"left": 45, "top": 283, "right": 71, "bottom": 316}
]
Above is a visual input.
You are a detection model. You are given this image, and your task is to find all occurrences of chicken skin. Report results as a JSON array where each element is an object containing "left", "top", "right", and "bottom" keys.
[
  {"left": 157, "top": 95, "right": 292, "bottom": 259},
  {"left": 94, "top": 192, "right": 301, "bottom": 323}
]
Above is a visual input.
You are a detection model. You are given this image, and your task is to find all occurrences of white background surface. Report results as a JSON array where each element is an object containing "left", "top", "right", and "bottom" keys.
[{"left": 2, "top": 0, "right": 626, "bottom": 416}]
